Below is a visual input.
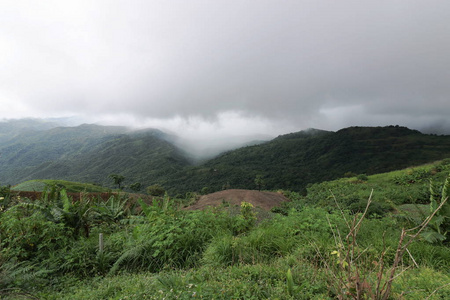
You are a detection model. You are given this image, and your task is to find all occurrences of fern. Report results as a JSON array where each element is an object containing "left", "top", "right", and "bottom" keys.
[
  {"left": 421, "top": 230, "right": 446, "bottom": 243},
  {"left": 1, "top": 259, "right": 52, "bottom": 290},
  {"left": 109, "top": 243, "right": 153, "bottom": 274},
  {"left": 61, "top": 189, "right": 71, "bottom": 212}
]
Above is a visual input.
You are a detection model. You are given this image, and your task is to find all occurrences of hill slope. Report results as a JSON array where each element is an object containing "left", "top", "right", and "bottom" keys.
[
  {"left": 0, "top": 123, "right": 190, "bottom": 188},
  {"left": 163, "top": 126, "right": 450, "bottom": 193},
  {"left": 2, "top": 121, "right": 450, "bottom": 194}
]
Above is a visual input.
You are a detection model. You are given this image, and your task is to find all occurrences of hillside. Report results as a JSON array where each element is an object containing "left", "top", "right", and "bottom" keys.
[
  {"left": 0, "top": 118, "right": 60, "bottom": 144},
  {"left": 1, "top": 121, "right": 450, "bottom": 195},
  {"left": 0, "top": 122, "right": 190, "bottom": 188},
  {"left": 163, "top": 126, "right": 450, "bottom": 193}
]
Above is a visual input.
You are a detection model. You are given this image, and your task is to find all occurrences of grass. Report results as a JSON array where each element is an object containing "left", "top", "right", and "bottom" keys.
[
  {"left": 303, "top": 159, "right": 450, "bottom": 212},
  {"left": 37, "top": 261, "right": 450, "bottom": 300},
  {"left": 38, "top": 263, "right": 329, "bottom": 300},
  {"left": 11, "top": 179, "right": 110, "bottom": 193}
]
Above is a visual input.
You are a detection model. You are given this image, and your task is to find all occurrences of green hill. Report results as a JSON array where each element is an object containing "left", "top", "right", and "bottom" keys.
[
  {"left": 0, "top": 123, "right": 190, "bottom": 188},
  {"left": 163, "top": 126, "right": 450, "bottom": 194},
  {"left": 1, "top": 121, "right": 450, "bottom": 195},
  {"left": 298, "top": 158, "right": 450, "bottom": 214}
]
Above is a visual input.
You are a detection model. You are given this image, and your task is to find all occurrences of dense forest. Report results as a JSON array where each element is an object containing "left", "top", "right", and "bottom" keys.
[
  {"left": 2, "top": 121, "right": 450, "bottom": 196},
  {"left": 165, "top": 126, "right": 450, "bottom": 194}
]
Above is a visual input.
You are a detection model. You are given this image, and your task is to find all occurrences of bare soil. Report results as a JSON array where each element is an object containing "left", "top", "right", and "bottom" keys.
[{"left": 186, "top": 189, "right": 289, "bottom": 211}]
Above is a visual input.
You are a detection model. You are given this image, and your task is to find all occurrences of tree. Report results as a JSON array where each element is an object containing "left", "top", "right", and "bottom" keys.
[
  {"left": 109, "top": 174, "right": 125, "bottom": 190},
  {"left": 147, "top": 184, "right": 166, "bottom": 197},
  {"left": 129, "top": 182, "right": 142, "bottom": 192},
  {"left": 200, "top": 186, "right": 209, "bottom": 195},
  {"left": 254, "top": 175, "right": 265, "bottom": 191}
]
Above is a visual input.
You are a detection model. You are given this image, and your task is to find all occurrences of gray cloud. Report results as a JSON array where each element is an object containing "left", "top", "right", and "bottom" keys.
[{"left": 1, "top": 0, "right": 450, "bottom": 137}]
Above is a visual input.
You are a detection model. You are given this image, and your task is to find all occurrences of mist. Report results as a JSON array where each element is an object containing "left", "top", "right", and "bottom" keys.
[{"left": 2, "top": 1, "right": 450, "bottom": 143}]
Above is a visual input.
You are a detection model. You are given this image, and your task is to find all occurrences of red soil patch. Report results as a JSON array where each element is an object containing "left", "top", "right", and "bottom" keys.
[{"left": 186, "top": 189, "right": 289, "bottom": 211}]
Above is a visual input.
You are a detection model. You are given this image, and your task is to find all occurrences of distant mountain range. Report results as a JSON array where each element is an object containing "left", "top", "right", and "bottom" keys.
[{"left": 1, "top": 119, "right": 450, "bottom": 194}]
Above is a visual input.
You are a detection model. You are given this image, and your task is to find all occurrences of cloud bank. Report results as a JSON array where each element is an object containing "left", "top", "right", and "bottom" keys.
[{"left": 1, "top": 0, "right": 450, "bottom": 138}]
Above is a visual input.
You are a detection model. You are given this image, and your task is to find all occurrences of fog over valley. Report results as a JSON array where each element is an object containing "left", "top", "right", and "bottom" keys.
[{"left": 2, "top": 1, "right": 450, "bottom": 147}]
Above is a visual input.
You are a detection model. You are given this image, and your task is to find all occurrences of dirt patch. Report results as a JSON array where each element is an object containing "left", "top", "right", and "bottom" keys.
[{"left": 186, "top": 189, "right": 289, "bottom": 211}]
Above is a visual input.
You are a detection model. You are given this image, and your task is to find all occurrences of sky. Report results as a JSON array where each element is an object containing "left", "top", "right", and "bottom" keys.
[{"left": 1, "top": 0, "right": 450, "bottom": 142}]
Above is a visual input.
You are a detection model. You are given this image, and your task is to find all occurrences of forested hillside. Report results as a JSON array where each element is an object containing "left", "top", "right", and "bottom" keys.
[
  {"left": 1, "top": 121, "right": 450, "bottom": 195},
  {"left": 0, "top": 122, "right": 189, "bottom": 187},
  {"left": 164, "top": 126, "right": 450, "bottom": 193}
]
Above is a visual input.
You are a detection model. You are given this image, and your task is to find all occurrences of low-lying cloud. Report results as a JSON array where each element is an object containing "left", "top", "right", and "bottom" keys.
[{"left": 1, "top": 0, "right": 450, "bottom": 138}]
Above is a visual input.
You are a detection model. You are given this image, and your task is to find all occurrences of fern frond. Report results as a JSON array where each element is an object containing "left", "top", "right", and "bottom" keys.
[
  {"left": 109, "top": 244, "right": 148, "bottom": 274},
  {"left": 61, "top": 189, "right": 71, "bottom": 212}
]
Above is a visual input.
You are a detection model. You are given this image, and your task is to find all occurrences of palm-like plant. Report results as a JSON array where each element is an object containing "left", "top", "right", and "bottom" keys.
[{"left": 94, "top": 194, "right": 130, "bottom": 224}]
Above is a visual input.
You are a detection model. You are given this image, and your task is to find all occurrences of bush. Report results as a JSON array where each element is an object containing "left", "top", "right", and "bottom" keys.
[
  {"left": 0, "top": 206, "right": 70, "bottom": 261},
  {"left": 343, "top": 171, "right": 357, "bottom": 178},
  {"left": 203, "top": 207, "right": 344, "bottom": 267},
  {"left": 110, "top": 202, "right": 230, "bottom": 273},
  {"left": 232, "top": 202, "right": 257, "bottom": 235},
  {"left": 356, "top": 174, "right": 368, "bottom": 181},
  {"left": 146, "top": 184, "right": 166, "bottom": 196}
]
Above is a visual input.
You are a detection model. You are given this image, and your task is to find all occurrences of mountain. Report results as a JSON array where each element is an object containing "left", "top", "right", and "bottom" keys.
[
  {"left": 162, "top": 126, "right": 450, "bottom": 194},
  {"left": 0, "top": 122, "right": 189, "bottom": 188},
  {"left": 0, "top": 118, "right": 60, "bottom": 144},
  {"left": 1, "top": 120, "right": 450, "bottom": 195}
]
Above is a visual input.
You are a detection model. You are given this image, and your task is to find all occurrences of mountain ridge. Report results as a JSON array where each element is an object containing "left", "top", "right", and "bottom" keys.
[{"left": 1, "top": 120, "right": 449, "bottom": 194}]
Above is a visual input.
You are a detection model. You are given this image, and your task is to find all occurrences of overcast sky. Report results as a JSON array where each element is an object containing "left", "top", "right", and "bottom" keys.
[{"left": 1, "top": 0, "right": 450, "bottom": 140}]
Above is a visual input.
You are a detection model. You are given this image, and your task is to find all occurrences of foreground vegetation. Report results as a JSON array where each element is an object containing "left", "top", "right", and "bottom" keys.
[{"left": 1, "top": 160, "right": 449, "bottom": 299}]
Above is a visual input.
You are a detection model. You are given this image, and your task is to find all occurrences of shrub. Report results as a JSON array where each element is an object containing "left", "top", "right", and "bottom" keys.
[
  {"left": 0, "top": 206, "right": 70, "bottom": 261},
  {"left": 357, "top": 174, "right": 368, "bottom": 181},
  {"left": 203, "top": 207, "right": 344, "bottom": 267},
  {"left": 200, "top": 186, "right": 209, "bottom": 195},
  {"left": 110, "top": 202, "right": 230, "bottom": 274},
  {"left": 232, "top": 202, "right": 257, "bottom": 235},
  {"left": 146, "top": 184, "right": 166, "bottom": 196},
  {"left": 317, "top": 191, "right": 448, "bottom": 299}
]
